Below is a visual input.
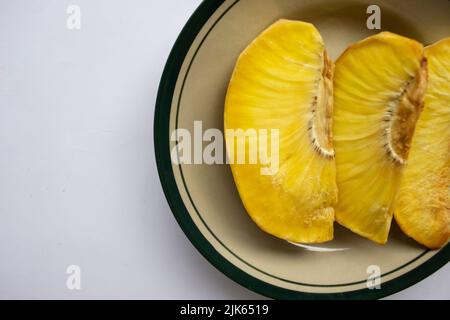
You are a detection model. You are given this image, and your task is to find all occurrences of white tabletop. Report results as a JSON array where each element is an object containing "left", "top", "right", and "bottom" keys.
[{"left": 0, "top": 0, "right": 447, "bottom": 299}]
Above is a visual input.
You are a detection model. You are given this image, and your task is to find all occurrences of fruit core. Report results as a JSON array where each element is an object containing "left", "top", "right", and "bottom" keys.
[
  {"left": 386, "top": 58, "right": 428, "bottom": 165},
  {"left": 309, "top": 52, "right": 335, "bottom": 159}
]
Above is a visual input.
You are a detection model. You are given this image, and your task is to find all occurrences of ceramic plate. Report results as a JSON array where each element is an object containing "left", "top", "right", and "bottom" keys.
[{"left": 155, "top": 0, "right": 450, "bottom": 299}]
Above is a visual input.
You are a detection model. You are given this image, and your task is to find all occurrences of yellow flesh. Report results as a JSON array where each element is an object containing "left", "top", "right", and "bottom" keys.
[
  {"left": 224, "top": 20, "right": 337, "bottom": 243},
  {"left": 333, "top": 32, "right": 426, "bottom": 244},
  {"left": 395, "top": 39, "right": 450, "bottom": 249}
]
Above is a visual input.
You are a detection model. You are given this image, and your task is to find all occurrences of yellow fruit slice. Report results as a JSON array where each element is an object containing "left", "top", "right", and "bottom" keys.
[
  {"left": 224, "top": 20, "right": 337, "bottom": 243},
  {"left": 395, "top": 38, "right": 450, "bottom": 249},
  {"left": 333, "top": 32, "right": 427, "bottom": 244}
]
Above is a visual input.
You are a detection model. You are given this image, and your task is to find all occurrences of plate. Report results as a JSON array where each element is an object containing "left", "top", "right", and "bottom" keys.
[{"left": 155, "top": 0, "right": 450, "bottom": 299}]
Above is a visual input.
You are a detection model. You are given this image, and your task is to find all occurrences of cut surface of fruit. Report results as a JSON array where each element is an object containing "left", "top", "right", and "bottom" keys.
[
  {"left": 224, "top": 20, "right": 337, "bottom": 243},
  {"left": 333, "top": 32, "right": 427, "bottom": 244},
  {"left": 395, "top": 38, "right": 450, "bottom": 249}
]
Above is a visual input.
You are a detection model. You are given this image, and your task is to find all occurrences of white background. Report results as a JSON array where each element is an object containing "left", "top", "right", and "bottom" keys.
[{"left": 0, "top": 0, "right": 448, "bottom": 299}]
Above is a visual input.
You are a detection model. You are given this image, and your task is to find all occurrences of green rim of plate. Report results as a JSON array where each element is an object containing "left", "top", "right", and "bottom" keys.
[{"left": 154, "top": 0, "right": 450, "bottom": 300}]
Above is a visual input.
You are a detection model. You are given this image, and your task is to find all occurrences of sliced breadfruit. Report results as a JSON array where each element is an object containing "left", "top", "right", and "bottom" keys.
[
  {"left": 395, "top": 38, "right": 450, "bottom": 249},
  {"left": 224, "top": 20, "right": 337, "bottom": 243},
  {"left": 333, "top": 32, "right": 427, "bottom": 244}
]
